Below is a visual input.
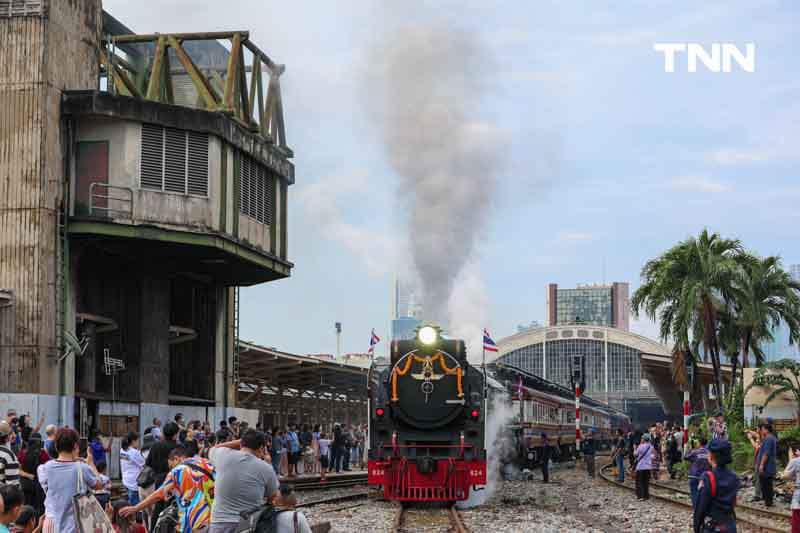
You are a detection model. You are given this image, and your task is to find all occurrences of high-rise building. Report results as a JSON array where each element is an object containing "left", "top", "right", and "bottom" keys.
[
  {"left": 391, "top": 275, "right": 423, "bottom": 340},
  {"left": 763, "top": 264, "right": 800, "bottom": 362},
  {"left": 392, "top": 316, "right": 421, "bottom": 341},
  {"left": 547, "top": 282, "right": 630, "bottom": 331}
]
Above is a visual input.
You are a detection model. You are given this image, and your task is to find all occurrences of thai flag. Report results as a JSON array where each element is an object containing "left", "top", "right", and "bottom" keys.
[
  {"left": 483, "top": 329, "right": 498, "bottom": 352},
  {"left": 368, "top": 329, "right": 380, "bottom": 356}
]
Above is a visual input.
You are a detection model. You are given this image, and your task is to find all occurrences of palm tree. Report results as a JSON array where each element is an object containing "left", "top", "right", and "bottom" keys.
[
  {"left": 730, "top": 254, "right": 800, "bottom": 368},
  {"left": 632, "top": 229, "right": 742, "bottom": 406},
  {"left": 747, "top": 358, "right": 800, "bottom": 423}
]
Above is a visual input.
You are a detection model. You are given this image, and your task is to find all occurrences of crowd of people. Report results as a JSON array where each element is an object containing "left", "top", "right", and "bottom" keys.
[
  {"left": 603, "top": 417, "right": 800, "bottom": 533},
  {"left": 0, "top": 408, "right": 368, "bottom": 533}
]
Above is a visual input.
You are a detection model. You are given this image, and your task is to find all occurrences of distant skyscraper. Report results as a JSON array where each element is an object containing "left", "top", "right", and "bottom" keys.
[
  {"left": 546, "top": 282, "right": 630, "bottom": 331},
  {"left": 391, "top": 275, "right": 423, "bottom": 340},
  {"left": 763, "top": 263, "right": 800, "bottom": 362},
  {"left": 392, "top": 316, "right": 421, "bottom": 341}
]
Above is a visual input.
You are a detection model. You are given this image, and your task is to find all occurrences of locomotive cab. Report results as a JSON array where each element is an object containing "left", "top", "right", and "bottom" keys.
[{"left": 368, "top": 325, "right": 487, "bottom": 501}]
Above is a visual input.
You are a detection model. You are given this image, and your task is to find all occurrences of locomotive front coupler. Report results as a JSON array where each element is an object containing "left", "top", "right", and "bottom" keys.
[{"left": 417, "top": 455, "right": 437, "bottom": 474}]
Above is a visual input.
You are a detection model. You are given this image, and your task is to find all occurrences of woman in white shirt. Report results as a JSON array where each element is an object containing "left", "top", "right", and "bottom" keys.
[
  {"left": 118, "top": 432, "right": 145, "bottom": 506},
  {"left": 781, "top": 444, "right": 800, "bottom": 533},
  {"left": 317, "top": 433, "right": 332, "bottom": 482}
]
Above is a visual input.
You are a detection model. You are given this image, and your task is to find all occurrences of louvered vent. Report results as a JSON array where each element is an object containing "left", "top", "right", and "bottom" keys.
[
  {"left": 187, "top": 132, "right": 208, "bottom": 196},
  {"left": 140, "top": 124, "right": 164, "bottom": 191},
  {"left": 239, "top": 153, "right": 272, "bottom": 225},
  {"left": 140, "top": 124, "right": 208, "bottom": 197},
  {"left": 0, "top": 0, "right": 46, "bottom": 17},
  {"left": 164, "top": 128, "right": 186, "bottom": 194}
]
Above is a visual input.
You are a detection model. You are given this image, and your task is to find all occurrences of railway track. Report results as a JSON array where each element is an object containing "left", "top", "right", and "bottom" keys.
[
  {"left": 290, "top": 473, "right": 369, "bottom": 491},
  {"left": 598, "top": 463, "right": 790, "bottom": 533},
  {"left": 393, "top": 503, "right": 470, "bottom": 533}
]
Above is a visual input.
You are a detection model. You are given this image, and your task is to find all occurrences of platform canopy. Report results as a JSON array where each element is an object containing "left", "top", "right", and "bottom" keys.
[{"left": 235, "top": 341, "right": 371, "bottom": 426}]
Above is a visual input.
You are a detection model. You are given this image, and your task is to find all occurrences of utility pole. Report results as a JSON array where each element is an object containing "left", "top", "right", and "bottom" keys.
[
  {"left": 684, "top": 353, "right": 694, "bottom": 447},
  {"left": 335, "top": 322, "right": 342, "bottom": 360}
]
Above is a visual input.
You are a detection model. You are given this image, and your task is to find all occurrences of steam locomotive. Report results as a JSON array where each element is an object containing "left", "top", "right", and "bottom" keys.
[{"left": 367, "top": 325, "right": 487, "bottom": 502}]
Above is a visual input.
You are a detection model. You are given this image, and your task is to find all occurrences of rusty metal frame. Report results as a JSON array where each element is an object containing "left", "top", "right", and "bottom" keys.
[{"left": 102, "top": 30, "right": 288, "bottom": 150}]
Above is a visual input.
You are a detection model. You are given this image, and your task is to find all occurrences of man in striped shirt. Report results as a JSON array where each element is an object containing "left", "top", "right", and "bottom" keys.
[{"left": 0, "top": 420, "right": 20, "bottom": 486}]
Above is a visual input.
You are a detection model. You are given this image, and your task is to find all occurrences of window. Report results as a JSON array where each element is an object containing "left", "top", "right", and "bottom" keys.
[
  {"left": 239, "top": 152, "right": 273, "bottom": 225},
  {"left": 140, "top": 124, "right": 208, "bottom": 196}
]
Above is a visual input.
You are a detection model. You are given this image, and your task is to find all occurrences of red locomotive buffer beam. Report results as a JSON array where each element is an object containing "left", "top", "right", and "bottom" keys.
[
  {"left": 368, "top": 457, "right": 486, "bottom": 501},
  {"left": 368, "top": 443, "right": 486, "bottom": 502}
]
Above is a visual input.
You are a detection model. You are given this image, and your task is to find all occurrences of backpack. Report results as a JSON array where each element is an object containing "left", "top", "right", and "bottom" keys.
[
  {"left": 235, "top": 505, "right": 298, "bottom": 533},
  {"left": 153, "top": 501, "right": 179, "bottom": 533},
  {"left": 136, "top": 465, "right": 156, "bottom": 488}
]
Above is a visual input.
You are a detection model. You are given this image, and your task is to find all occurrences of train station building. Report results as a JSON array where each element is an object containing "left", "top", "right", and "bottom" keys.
[
  {"left": 0, "top": 4, "right": 306, "bottom": 435},
  {"left": 492, "top": 325, "right": 732, "bottom": 426}
]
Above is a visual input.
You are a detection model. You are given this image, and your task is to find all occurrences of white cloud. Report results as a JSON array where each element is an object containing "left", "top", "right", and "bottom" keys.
[
  {"left": 558, "top": 232, "right": 594, "bottom": 242},
  {"left": 667, "top": 176, "right": 729, "bottom": 194},
  {"left": 707, "top": 149, "right": 769, "bottom": 166},
  {"left": 295, "top": 172, "right": 396, "bottom": 276},
  {"left": 629, "top": 313, "right": 665, "bottom": 344}
]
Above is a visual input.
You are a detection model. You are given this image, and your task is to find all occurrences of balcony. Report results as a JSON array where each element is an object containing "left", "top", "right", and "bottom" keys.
[{"left": 62, "top": 19, "right": 293, "bottom": 285}]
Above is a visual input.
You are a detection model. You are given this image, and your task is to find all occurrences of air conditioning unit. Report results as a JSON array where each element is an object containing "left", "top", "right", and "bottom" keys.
[{"left": 0, "top": 289, "right": 12, "bottom": 308}]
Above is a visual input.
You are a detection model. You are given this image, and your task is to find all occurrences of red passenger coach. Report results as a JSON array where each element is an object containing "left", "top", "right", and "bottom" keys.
[{"left": 368, "top": 326, "right": 488, "bottom": 502}]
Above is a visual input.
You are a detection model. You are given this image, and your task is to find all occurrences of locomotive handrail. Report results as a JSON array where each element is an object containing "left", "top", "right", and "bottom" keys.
[{"left": 376, "top": 442, "right": 480, "bottom": 461}]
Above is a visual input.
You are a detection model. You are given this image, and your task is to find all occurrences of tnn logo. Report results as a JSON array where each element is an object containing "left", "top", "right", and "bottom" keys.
[{"left": 653, "top": 43, "right": 755, "bottom": 73}]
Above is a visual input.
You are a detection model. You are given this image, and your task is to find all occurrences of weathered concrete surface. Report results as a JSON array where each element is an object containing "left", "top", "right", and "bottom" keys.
[{"left": 0, "top": 1, "right": 102, "bottom": 394}]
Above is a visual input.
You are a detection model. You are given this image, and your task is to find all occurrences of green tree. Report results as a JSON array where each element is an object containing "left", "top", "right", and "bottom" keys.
[
  {"left": 747, "top": 359, "right": 800, "bottom": 423},
  {"left": 730, "top": 254, "right": 800, "bottom": 368},
  {"left": 632, "top": 229, "right": 741, "bottom": 406}
]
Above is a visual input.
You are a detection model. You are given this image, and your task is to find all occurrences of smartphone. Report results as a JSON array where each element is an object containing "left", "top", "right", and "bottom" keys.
[{"left": 79, "top": 437, "right": 88, "bottom": 459}]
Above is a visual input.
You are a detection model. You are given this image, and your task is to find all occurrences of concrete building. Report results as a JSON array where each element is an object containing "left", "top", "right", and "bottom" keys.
[
  {"left": 0, "top": 6, "right": 293, "bottom": 435},
  {"left": 547, "top": 282, "right": 630, "bottom": 331},
  {"left": 391, "top": 316, "right": 421, "bottom": 341},
  {"left": 391, "top": 275, "right": 422, "bottom": 340},
  {"left": 492, "top": 325, "right": 667, "bottom": 425}
]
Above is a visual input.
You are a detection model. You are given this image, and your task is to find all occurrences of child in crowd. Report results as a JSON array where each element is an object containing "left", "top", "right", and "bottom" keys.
[
  {"left": 107, "top": 500, "right": 146, "bottom": 533},
  {"left": 11, "top": 505, "right": 41, "bottom": 533},
  {"left": 272, "top": 486, "right": 312, "bottom": 533},
  {"left": 93, "top": 461, "right": 111, "bottom": 508}
]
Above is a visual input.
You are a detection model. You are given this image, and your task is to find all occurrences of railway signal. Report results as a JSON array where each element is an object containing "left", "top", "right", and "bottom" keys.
[
  {"left": 570, "top": 355, "right": 585, "bottom": 453},
  {"left": 683, "top": 351, "right": 695, "bottom": 446}
]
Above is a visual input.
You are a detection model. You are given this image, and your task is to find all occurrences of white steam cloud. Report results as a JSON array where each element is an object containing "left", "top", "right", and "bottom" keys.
[
  {"left": 365, "top": 23, "right": 500, "bottom": 325},
  {"left": 458, "top": 391, "right": 516, "bottom": 508}
]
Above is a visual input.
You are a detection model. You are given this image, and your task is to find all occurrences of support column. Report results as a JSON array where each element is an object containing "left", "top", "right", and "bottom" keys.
[
  {"left": 278, "top": 386, "right": 285, "bottom": 428},
  {"left": 140, "top": 277, "right": 170, "bottom": 405}
]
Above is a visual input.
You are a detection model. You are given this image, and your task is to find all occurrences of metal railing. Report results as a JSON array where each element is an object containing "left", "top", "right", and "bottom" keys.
[{"left": 89, "top": 183, "right": 134, "bottom": 221}]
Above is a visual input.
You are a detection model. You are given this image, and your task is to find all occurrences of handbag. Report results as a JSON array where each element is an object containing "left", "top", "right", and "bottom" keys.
[
  {"left": 137, "top": 465, "right": 156, "bottom": 488},
  {"left": 72, "top": 462, "right": 114, "bottom": 533}
]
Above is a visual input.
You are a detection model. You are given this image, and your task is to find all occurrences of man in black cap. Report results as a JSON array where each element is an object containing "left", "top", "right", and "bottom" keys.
[
  {"left": 540, "top": 433, "right": 551, "bottom": 483},
  {"left": 693, "top": 438, "right": 740, "bottom": 533},
  {"left": 583, "top": 429, "right": 596, "bottom": 479}
]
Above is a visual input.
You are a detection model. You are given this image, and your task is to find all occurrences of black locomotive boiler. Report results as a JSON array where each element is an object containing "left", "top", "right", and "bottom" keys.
[{"left": 367, "top": 325, "right": 487, "bottom": 502}]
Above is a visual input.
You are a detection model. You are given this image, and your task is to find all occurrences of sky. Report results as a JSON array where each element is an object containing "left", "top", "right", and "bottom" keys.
[{"left": 104, "top": 0, "right": 800, "bottom": 358}]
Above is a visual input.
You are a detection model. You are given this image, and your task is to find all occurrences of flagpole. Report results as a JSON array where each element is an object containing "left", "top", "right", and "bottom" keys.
[{"left": 481, "top": 334, "right": 488, "bottom": 399}]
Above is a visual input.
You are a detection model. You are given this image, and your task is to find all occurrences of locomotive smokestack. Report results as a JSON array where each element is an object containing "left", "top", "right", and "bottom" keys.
[{"left": 365, "top": 23, "right": 500, "bottom": 324}]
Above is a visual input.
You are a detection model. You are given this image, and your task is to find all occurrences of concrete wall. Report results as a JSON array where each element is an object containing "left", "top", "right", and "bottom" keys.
[
  {"left": 743, "top": 367, "right": 799, "bottom": 422},
  {"left": 0, "top": 1, "right": 102, "bottom": 395}
]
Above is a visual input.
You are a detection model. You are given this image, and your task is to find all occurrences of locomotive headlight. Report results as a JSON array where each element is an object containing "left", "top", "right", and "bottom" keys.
[{"left": 417, "top": 326, "right": 438, "bottom": 345}]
